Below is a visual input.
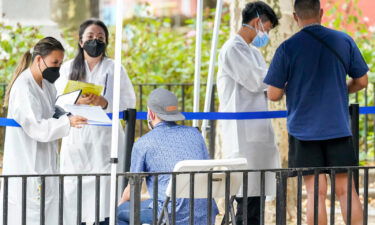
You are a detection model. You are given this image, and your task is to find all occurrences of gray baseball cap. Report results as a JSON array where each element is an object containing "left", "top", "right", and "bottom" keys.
[{"left": 147, "top": 88, "right": 185, "bottom": 121}]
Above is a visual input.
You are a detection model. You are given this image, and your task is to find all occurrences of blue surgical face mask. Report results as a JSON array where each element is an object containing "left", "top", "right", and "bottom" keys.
[
  {"left": 242, "top": 15, "right": 270, "bottom": 48},
  {"left": 252, "top": 28, "right": 269, "bottom": 48}
]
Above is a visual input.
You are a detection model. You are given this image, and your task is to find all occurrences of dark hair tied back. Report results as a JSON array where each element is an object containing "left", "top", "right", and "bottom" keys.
[{"left": 3, "top": 36, "right": 64, "bottom": 108}]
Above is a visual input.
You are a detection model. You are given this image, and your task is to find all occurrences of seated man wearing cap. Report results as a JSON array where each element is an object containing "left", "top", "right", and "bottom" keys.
[{"left": 117, "top": 88, "right": 218, "bottom": 225}]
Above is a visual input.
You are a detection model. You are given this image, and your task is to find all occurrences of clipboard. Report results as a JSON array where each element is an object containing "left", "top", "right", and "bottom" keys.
[
  {"left": 55, "top": 90, "right": 82, "bottom": 111},
  {"left": 63, "top": 80, "right": 103, "bottom": 96},
  {"left": 64, "top": 104, "right": 112, "bottom": 125}
]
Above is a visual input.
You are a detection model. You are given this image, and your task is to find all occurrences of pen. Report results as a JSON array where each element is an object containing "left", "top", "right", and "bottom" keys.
[{"left": 103, "top": 73, "right": 108, "bottom": 96}]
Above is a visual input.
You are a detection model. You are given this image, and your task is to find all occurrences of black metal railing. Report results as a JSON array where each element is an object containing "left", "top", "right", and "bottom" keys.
[
  {"left": 125, "top": 167, "right": 375, "bottom": 225},
  {"left": 0, "top": 105, "right": 370, "bottom": 225},
  {"left": 1, "top": 167, "right": 374, "bottom": 225},
  {"left": 273, "top": 166, "right": 374, "bottom": 225}
]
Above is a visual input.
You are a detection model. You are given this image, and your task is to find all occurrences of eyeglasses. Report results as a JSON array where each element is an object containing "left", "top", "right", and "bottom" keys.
[{"left": 83, "top": 34, "right": 105, "bottom": 42}]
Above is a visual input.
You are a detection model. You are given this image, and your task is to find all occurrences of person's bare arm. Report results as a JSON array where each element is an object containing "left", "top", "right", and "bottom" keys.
[
  {"left": 118, "top": 184, "right": 130, "bottom": 206},
  {"left": 267, "top": 85, "right": 284, "bottom": 101},
  {"left": 347, "top": 74, "right": 368, "bottom": 94}
]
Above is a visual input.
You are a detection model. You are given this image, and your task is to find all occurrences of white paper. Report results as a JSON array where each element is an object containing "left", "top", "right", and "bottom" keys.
[
  {"left": 55, "top": 90, "right": 81, "bottom": 111},
  {"left": 64, "top": 104, "right": 112, "bottom": 125}
]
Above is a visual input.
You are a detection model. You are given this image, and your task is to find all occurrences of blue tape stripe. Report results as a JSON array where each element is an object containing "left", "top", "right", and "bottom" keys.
[
  {"left": 0, "top": 118, "right": 20, "bottom": 127},
  {"left": 1, "top": 106, "right": 374, "bottom": 127},
  {"left": 107, "top": 111, "right": 124, "bottom": 119},
  {"left": 135, "top": 111, "right": 288, "bottom": 120},
  {"left": 360, "top": 106, "right": 375, "bottom": 114}
]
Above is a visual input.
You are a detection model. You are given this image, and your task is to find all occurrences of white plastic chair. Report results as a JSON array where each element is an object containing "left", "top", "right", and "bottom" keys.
[{"left": 158, "top": 158, "right": 248, "bottom": 225}]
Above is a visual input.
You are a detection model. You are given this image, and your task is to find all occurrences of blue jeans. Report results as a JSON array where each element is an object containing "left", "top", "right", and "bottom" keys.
[{"left": 117, "top": 199, "right": 153, "bottom": 225}]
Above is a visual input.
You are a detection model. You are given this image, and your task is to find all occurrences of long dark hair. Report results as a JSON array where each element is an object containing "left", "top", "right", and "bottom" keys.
[
  {"left": 3, "top": 37, "right": 64, "bottom": 108},
  {"left": 69, "top": 19, "right": 109, "bottom": 81}
]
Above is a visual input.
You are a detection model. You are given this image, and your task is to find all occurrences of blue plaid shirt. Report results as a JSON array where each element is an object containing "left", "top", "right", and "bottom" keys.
[{"left": 130, "top": 122, "right": 218, "bottom": 225}]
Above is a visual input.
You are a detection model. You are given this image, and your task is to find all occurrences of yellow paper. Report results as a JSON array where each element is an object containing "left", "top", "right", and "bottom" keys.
[{"left": 63, "top": 80, "right": 103, "bottom": 96}]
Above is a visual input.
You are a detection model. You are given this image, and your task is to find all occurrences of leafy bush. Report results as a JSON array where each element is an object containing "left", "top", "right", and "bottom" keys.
[
  {"left": 0, "top": 23, "right": 43, "bottom": 83},
  {"left": 61, "top": 6, "right": 231, "bottom": 114}
]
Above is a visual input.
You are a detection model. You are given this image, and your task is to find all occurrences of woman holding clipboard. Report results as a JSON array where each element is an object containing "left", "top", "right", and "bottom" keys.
[
  {"left": 55, "top": 19, "right": 136, "bottom": 225},
  {"left": 1, "top": 37, "right": 87, "bottom": 225}
]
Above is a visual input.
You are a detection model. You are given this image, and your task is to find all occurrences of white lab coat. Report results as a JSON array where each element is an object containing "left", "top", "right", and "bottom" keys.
[
  {"left": 217, "top": 35, "right": 280, "bottom": 196},
  {"left": 55, "top": 57, "right": 136, "bottom": 224},
  {"left": 0, "top": 69, "right": 71, "bottom": 225}
]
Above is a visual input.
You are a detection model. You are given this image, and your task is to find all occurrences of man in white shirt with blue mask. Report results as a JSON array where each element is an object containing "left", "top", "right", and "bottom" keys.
[{"left": 217, "top": 1, "right": 280, "bottom": 224}]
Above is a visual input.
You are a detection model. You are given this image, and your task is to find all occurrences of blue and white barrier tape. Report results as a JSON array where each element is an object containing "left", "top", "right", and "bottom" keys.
[
  {"left": 2, "top": 106, "right": 375, "bottom": 127},
  {"left": 134, "top": 111, "right": 288, "bottom": 120}
]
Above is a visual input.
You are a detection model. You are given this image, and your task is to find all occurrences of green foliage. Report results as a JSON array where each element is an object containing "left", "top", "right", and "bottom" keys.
[
  {"left": 61, "top": 6, "right": 230, "bottom": 114},
  {"left": 0, "top": 23, "right": 43, "bottom": 83},
  {"left": 324, "top": 0, "right": 374, "bottom": 81},
  {"left": 120, "top": 8, "right": 230, "bottom": 85},
  {"left": 118, "top": 7, "right": 230, "bottom": 112}
]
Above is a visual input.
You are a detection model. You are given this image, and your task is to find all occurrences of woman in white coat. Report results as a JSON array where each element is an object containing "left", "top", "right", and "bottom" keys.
[
  {"left": 1, "top": 37, "right": 87, "bottom": 225},
  {"left": 55, "top": 19, "right": 136, "bottom": 225}
]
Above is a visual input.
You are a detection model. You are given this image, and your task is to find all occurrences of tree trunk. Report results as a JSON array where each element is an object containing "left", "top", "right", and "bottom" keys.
[
  {"left": 90, "top": 0, "right": 100, "bottom": 18},
  {"left": 50, "top": 0, "right": 94, "bottom": 31},
  {"left": 204, "top": 0, "right": 217, "bottom": 9},
  {"left": 230, "top": 0, "right": 243, "bottom": 36}
]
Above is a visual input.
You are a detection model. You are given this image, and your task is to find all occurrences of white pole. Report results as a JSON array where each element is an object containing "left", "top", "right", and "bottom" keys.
[
  {"left": 201, "top": 0, "right": 223, "bottom": 139},
  {"left": 192, "top": 0, "right": 204, "bottom": 128},
  {"left": 109, "top": 0, "right": 123, "bottom": 224}
]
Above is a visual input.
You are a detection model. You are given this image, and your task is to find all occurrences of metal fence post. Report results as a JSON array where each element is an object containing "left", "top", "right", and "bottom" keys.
[
  {"left": 123, "top": 109, "right": 137, "bottom": 189},
  {"left": 3, "top": 177, "right": 8, "bottom": 225},
  {"left": 129, "top": 175, "right": 142, "bottom": 225},
  {"left": 349, "top": 103, "right": 359, "bottom": 191},
  {"left": 139, "top": 85, "right": 143, "bottom": 136},
  {"left": 276, "top": 171, "right": 287, "bottom": 225},
  {"left": 209, "top": 85, "right": 216, "bottom": 158},
  {"left": 22, "top": 177, "right": 27, "bottom": 225}
]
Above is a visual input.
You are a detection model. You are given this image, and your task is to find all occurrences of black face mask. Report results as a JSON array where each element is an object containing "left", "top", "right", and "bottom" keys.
[
  {"left": 83, "top": 39, "right": 106, "bottom": 57},
  {"left": 39, "top": 58, "right": 60, "bottom": 84}
]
